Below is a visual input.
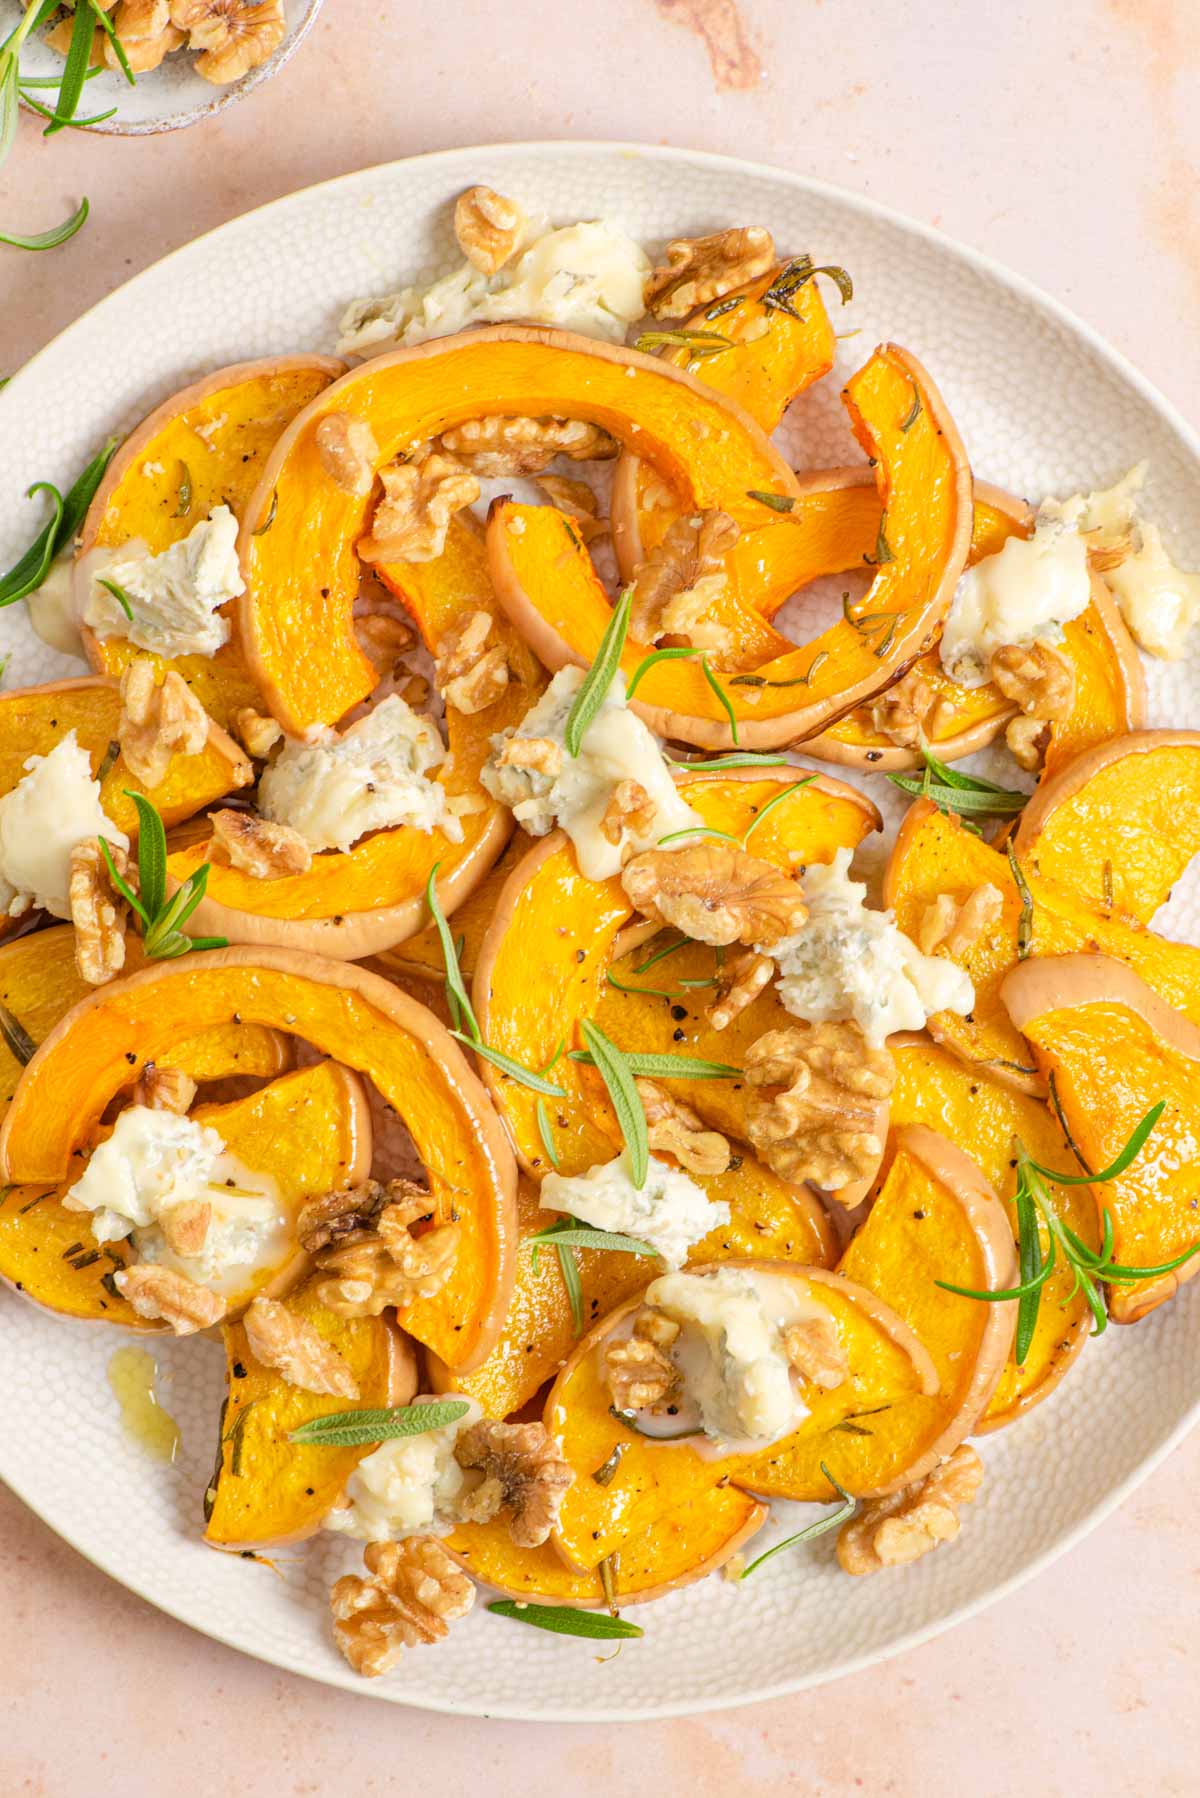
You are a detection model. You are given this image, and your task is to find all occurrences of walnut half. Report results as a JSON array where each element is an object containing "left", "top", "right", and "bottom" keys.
[
  {"left": 636, "top": 1078, "right": 730, "bottom": 1176},
  {"left": 605, "top": 1310, "right": 680, "bottom": 1411},
  {"left": 628, "top": 509, "right": 739, "bottom": 651},
  {"left": 745, "top": 1021, "right": 894, "bottom": 1192},
  {"left": 119, "top": 657, "right": 210, "bottom": 791},
  {"left": 358, "top": 452, "right": 480, "bottom": 564},
  {"left": 69, "top": 838, "right": 132, "bottom": 987},
  {"left": 114, "top": 1263, "right": 226, "bottom": 1335},
  {"left": 453, "top": 1419, "right": 573, "bottom": 1548},
  {"left": 918, "top": 884, "right": 1004, "bottom": 959},
  {"left": 243, "top": 1296, "right": 359, "bottom": 1398},
  {"left": 331, "top": 1537, "right": 475, "bottom": 1678},
  {"left": 211, "top": 809, "right": 312, "bottom": 880},
  {"left": 644, "top": 227, "right": 776, "bottom": 319},
  {"left": 621, "top": 842, "right": 806, "bottom": 949},
  {"left": 313, "top": 1181, "right": 459, "bottom": 1318},
  {"left": 453, "top": 185, "right": 526, "bottom": 274},
  {"left": 439, "top": 416, "right": 617, "bottom": 479},
  {"left": 837, "top": 1445, "right": 984, "bottom": 1576}
]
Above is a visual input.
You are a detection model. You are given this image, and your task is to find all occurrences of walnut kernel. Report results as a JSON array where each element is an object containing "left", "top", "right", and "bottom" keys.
[
  {"left": 243, "top": 1296, "right": 360, "bottom": 1398},
  {"left": 210, "top": 808, "right": 312, "bottom": 879},
  {"left": 621, "top": 843, "right": 806, "bottom": 948},
  {"left": 745, "top": 1021, "right": 894, "bottom": 1191},
  {"left": 453, "top": 186, "right": 525, "bottom": 274},
  {"left": 438, "top": 416, "right": 617, "bottom": 479},
  {"left": 836, "top": 1445, "right": 984, "bottom": 1576},
  {"left": 331, "top": 1537, "right": 474, "bottom": 1678},
  {"left": 358, "top": 452, "right": 479, "bottom": 564},
  {"left": 645, "top": 228, "right": 776, "bottom": 319},
  {"left": 69, "top": 838, "right": 132, "bottom": 987},
  {"left": 119, "top": 657, "right": 209, "bottom": 790}
]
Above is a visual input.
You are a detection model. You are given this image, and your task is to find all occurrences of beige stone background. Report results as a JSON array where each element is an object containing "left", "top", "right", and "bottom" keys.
[{"left": 1, "top": 1, "right": 1198, "bottom": 1793}]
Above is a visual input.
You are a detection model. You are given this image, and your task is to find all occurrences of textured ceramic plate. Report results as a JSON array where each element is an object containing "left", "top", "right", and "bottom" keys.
[{"left": 1, "top": 144, "right": 1199, "bottom": 1721}]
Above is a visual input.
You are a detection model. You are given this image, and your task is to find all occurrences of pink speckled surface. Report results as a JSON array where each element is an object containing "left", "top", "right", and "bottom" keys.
[{"left": 2, "top": 2, "right": 1199, "bottom": 1791}]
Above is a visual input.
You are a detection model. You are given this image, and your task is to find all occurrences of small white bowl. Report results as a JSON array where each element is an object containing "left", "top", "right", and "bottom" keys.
[{"left": 12, "top": 0, "right": 324, "bottom": 135}]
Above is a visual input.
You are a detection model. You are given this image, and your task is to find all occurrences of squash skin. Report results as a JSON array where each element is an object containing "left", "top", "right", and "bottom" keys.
[
  {"left": 77, "top": 355, "right": 344, "bottom": 730},
  {"left": 205, "top": 1272, "right": 417, "bottom": 1548},
  {"left": 472, "top": 769, "right": 880, "bottom": 1179},
  {"left": 547, "top": 1262, "right": 937, "bottom": 1572},
  {"left": 0, "top": 1059, "right": 369, "bottom": 1328},
  {"left": 237, "top": 326, "right": 802, "bottom": 735},
  {"left": 1002, "top": 954, "right": 1200, "bottom": 1322},
  {"left": 0, "top": 947, "right": 517, "bottom": 1371},
  {"left": 1013, "top": 730, "right": 1200, "bottom": 925},
  {"left": 491, "top": 345, "right": 974, "bottom": 750}
]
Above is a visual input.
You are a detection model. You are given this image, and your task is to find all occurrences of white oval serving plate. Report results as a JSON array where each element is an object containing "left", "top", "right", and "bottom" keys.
[{"left": 1, "top": 142, "right": 1199, "bottom": 1721}]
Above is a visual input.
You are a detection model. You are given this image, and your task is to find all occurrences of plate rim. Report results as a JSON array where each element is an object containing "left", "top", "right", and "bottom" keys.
[{"left": 2, "top": 137, "right": 1198, "bottom": 1721}]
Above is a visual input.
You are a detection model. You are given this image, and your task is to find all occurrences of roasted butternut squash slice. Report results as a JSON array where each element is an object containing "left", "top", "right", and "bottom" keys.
[
  {"left": 883, "top": 800, "right": 1200, "bottom": 1092},
  {"left": 474, "top": 770, "right": 879, "bottom": 1178},
  {"left": 1039, "top": 576, "right": 1146, "bottom": 779},
  {"left": 492, "top": 345, "right": 973, "bottom": 751},
  {"left": 78, "top": 355, "right": 344, "bottom": 730},
  {"left": 0, "top": 1059, "right": 370, "bottom": 1328},
  {"left": 0, "top": 677, "right": 250, "bottom": 840},
  {"left": 886, "top": 1037, "right": 1095, "bottom": 1428},
  {"left": 547, "top": 1263, "right": 936, "bottom": 1572},
  {"left": 429, "top": 1154, "right": 836, "bottom": 1422},
  {"left": 238, "top": 326, "right": 801, "bottom": 734},
  {"left": 167, "top": 515, "right": 536, "bottom": 961},
  {"left": 1014, "top": 731, "right": 1200, "bottom": 924},
  {"left": 0, "top": 948, "right": 517, "bottom": 1370},
  {"left": 205, "top": 1272, "right": 418, "bottom": 1548},
  {"left": 1003, "top": 955, "right": 1200, "bottom": 1323},
  {"left": 445, "top": 1483, "right": 768, "bottom": 1606}
]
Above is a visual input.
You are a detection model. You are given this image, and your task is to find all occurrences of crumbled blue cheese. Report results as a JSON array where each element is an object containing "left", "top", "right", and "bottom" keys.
[
  {"left": 644, "top": 1267, "right": 823, "bottom": 1448},
  {"left": 480, "top": 665, "right": 701, "bottom": 881},
  {"left": 940, "top": 509, "right": 1091, "bottom": 688},
  {"left": 0, "top": 730, "right": 126, "bottom": 919},
  {"left": 337, "top": 218, "right": 650, "bottom": 355},
  {"left": 1106, "top": 523, "right": 1200, "bottom": 660},
  {"left": 765, "top": 849, "right": 973, "bottom": 1049},
  {"left": 84, "top": 505, "right": 244, "bottom": 659},
  {"left": 325, "top": 1395, "right": 483, "bottom": 1540},
  {"left": 540, "top": 1149, "right": 728, "bottom": 1269},
  {"left": 258, "top": 694, "right": 454, "bottom": 854}
]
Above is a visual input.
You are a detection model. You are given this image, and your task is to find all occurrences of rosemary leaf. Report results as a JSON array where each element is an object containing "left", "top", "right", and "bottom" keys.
[
  {"left": 0, "top": 436, "right": 116, "bottom": 608},
  {"left": 899, "top": 386, "right": 922, "bottom": 432},
  {"left": 173, "top": 461, "right": 192, "bottom": 518},
  {"left": 626, "top": 643, "right": 701, "bottom": 702},
  {"left": 0, "top": 1000, "right": 35, "bottom": 1065},
  {"left": 487, "top": 1600, "right": 643, "bottom": 1639},
  {"left": 425, "top": 863, "right": 479, "bottom": 1041},
  {"left": 0, "top": 197, "right": 89, "bottom": 252},
  {"left": 738, "top": 1465, "right": 856, "bottom": 1577},
  {"left": 253, "top": 490, "right": 278, "bottom": 536},
  {"left": 42, "top": 0, "right": 95, "bottom": 136},
  {"left": 450, "top": 1031, "right": 566, "bottom": 1097},
  {"left": 556, "top": 1239, "right": 585, "bottom": 1334},
  {"left": 1006, "top": 844, "right": 1035, "bottom": 958},
  {"left": 700, "top": 657, "right": 739, "bottom": 746},
  {"left": 289, "top": 1398, "right": 470, "bottom": 1448},
  {"left": 565, "top": 588, "right": 632, "bottom": 757},
  {"left": 523, "top": 1223, "right": 658, "bottom": 1257},
  {"left": 581, "top": 1020, "right": 648, "bottom": 1188},
  {"left": 97, "top": 575, "right": 135, "bottom": 621},
  {"left": 664, "top": 751, "right": 789, "bottom": 771},
  {"left": 535, "top": 1097, "right": 561, "bottom": 1170},
  {"left": 634, "top": 328, "right": 732, "bottom": 359},
  {"left": 746, "top": 489, "right": 796, "bottom": 514},
  {"left": 571, "top": 1048, "right": 740, "bottom": 1080},
  {"left": 740, "top": 777, "right": 815, "bottom": 846}
]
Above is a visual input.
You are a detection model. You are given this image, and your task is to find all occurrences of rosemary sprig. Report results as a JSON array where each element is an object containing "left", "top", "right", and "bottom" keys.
[
  {"left": 634, "top": 328, "right": 733, "bottom": 360},
  {"left": 738, "top": 1464, "right": 856, "bottom": 1578},
  {"left": 535, "top": 1097, "right": 561, "bottom": 1170},
  {"left": 96, "top": 576, "right": 135, "bottom": 621},
  {"left": 700, "top": 657, "right": 739, "bottom": 745},
  {"left": 746, "top": 489, "right": 796, "bottom": 514},
  {"left": 42, "top": 0, "right": 94, "bottom": 136},
  {"left": 580, "top": 1020, "right": 649, "bottom": 1187},
  {"left": 487, "top": 1600, "right": 643, "bottom": 1639},
  {"left": 570, "top": 1049, "right": 740, "bottom": 1080},
  {"left": 565, "top": 588, "right": 632, "bottom": 756},
  {"left": 657, "top": 776, "right": 814, "bottom": 853},
  {"left": 0, "top": 436, "right": 117, "bottom": 607},
  {"left": 889, "top": 749, "right": 1028, "bottom": 821},
  {"left": 937, "top": 1103, "right": 1200, "bottom": 1352},
  {"left": 623, "top": 642, "right": 739, "bottom": 744},
  {"left": 625, "top": 643, "right": 705, "bottom": 701},
  {"left": 526, "top": 1216, "right": 586, "bottom": 1331},
  {"left": 729, "top": 650, "right": 830, "bottom": 692},
  {"left": 101, "top": 792, "right": 227, "bottom": 960},
  {"left": 289, "top": 1398, "right": 470, "bottom": 1448},
  {"left": 761, "top": 256, "right": 854, "bottom": 318},
  {"left": 899, "top": 385, "right": 922, "bottom": 432},
  {"left": 525, "top": 1220, "right": 659, "bottom": 1259},
  {"left": 664, "top": 751, "right": 789, "bottom": 771},
  {"left": 1006, "top": 843, "right": 1035, "bottom": 958}
]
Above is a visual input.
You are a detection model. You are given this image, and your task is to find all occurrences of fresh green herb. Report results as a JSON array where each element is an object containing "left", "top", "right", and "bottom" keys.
[
  {"left": 762, "top": 256, "right": 853, "bottom": 318},
  {"left": 0, "top": 196, "right": 89, "bottom": 252},
  {"left": 738, "top": 1465, "right": 856, "bottom": 1577},
  {"left": 253, "top": 490, "right": 278, "bottom": 536},
  {"left": 889, "top": 749, "right": 1028, "bottom": 821},
  {"left": 899, "top": 385, "right": 922, "bottom": 432},
  {"left": 1047, "top": 1070, "right": 1091, "bottom": 1174},
  {"left": 729, "top": 650, "right": 830, "bottom": 692},
  {"left": 592, "top": 1442, "right": 628, "bottom": 1486},
  {"left": 525, "top": 1222, "right": 659, "bottom": 1258},
  {"left": 0, "top": 437, "right": 117, "bottom": 607},
  {"left": 18, "top": 91, "right": 116, "bottom": 127},
  {"left": 97, "top": 576, "right": 135, "bottom": 621},
  {"left": 704, "top": 294, "right": 742, "bottom": 322},
  {"left": 173, "top": 461, "right": 192, "bottom": 518},
  {"left": 655, "top": 823, "right": 741, "bottom": 850},
  {"left": 487, "top": 1600, "right": 643, "bottom": 1639},
  {"left": 289, "top": 1398, "right": 470, "bottom": 1448},
  {"left": 100, "top": 792, "right": 227, "bottom": 961},
  {"left": 0, "top": 1000, "right": 35, "bottom": 1065},
  {"left": 633, "top": 934, "right": 690, "bottom": 975},
  {"left": 625, "top": 644, "right": 704, "bottom": 702},
  {"left": 85, "top": 0, "right": 136, "bottom": 83},
  {"left": 664, "top": 751, "right": 789, "bottom": 771},
  {"left": 609, "top": 1405, "right": 704, "bottom": 1441},
  {"left": 450, "top": 1031, "right": 566, "bottom": 1096},
  {"left": 937, "top": 1103, "right": 1199, "bottom": 1353},
  {"left": 535, "top": 1098, "right": 561, "bottom": 1170},
  {"left": 41, "top": 0, "right": 95, "bottom": 135},
  {"left": 555, "top": 1233, "right": 585, "bottom": 1334},
  {"left": 634, "top": 328, "right": 733, "bottom": 360},
  {"left": 741, "top": 778, "right": 815, "bottom": 846},
  {"left": 746, "top": 490, "right": 796, "bottom": 514},
  {"left": 700, "top": 657, "right": 739, "bottom": 745},
  {"left": 872, "top": 514, "right": 894, "bottom": 567},
  {"left": 571, "top": 1049, "right": 740, "bottom": 1081},
  {"left": 581, "top": 1020, "right": 649, "bottom": 1187},
  {"left": 223, "top": 1400, "right": 259, "bottom": 1477},
  {"left": 565, "top": 588, "right": 632, "bottom": 756},
  {"left": 1006, "top": 843, "right": 1035, "bottom": 959},
  {"left": 95, "top": 737, "right": 121, "bottom": 784}
]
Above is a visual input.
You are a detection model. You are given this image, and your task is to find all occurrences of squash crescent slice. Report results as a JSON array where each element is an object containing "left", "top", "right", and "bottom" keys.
[
  {"left": 490, "top": 344, "right": 974, "bottom": 750},
  {"left": 1002, "top": 954, "right": 1200, "bottom": 1323},
  {"left": 0, "top": 1059, "right": 370, "bottom": 1328},
  {"left": 885, "top": 1036, "right": 1095, "bottom": 1428},
  {"left": 237, "top": 326, "right": 802, "bottom": 735},
  {"left": 204, "top": 1271, "right": 418, "bottom": 1548},
  {"left": 445, "top": 1483, "right": 768, "bottom": 1606},
  {"left": 78, "top": 355, "right": 344, "bottom": 730},
  {"left": 547, "top": 1262, "right": 937, "bottom": 1572},
  {"left": 0, "top": 948, "right": 518, "bottom": 1370}
]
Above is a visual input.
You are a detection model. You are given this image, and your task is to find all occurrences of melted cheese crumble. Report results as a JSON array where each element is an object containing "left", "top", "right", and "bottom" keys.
[
  {"left": 540, "top": 1149, "right": 728, "bottom": 1269},
  {"left": 326, "top": 1395, "right": 483, "bottom": 1540},
  {"left": 337, "top": 218, "right": 650, "bottom": 355},
  {"left": 84, "top": 505, "right": 244, "bottom": 659},
  {"left": 481, "top": 665, "right": 701, "bottom": 881},
  {"left": 765, "top": 849, "right": 973, "bottom": 1048},
  {"left": 258, "top": 695, "right": 454, "bottom": 854},
  {"left": 0, "top": 729, "right": 126, "bottom": 919},
  {"left": 1106, "top": 522, "right": 1200, "bottom": 660},
  {"left": 940, "top": 510, "right": 1091, "bottom": 688}
]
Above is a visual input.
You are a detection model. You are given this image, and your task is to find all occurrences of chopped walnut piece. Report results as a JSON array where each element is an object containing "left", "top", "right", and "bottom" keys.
[
  {"left": 439, "top": 416, "right": 618, "bottom": 479},
  {"left": 210, "top": 808, "right": 312, "bottom": 879},
  {"left": 605, "top": 1311, "right": 681, "bottom": 1411},
  {"left": 990, "top": 638, "right": 1075, "bottom": 730},
  {"left": 869, "top": 668, "right": 954, "bottom": 749},
  {"left": 243, "top": 1296, "right": 360, "bottom": 1398},
  {"left": 1005, "top": 715, "right": 1052, "bottom": 772},
  {"left": 497, "top": 734, "right": 563, "bottom": 779},
  {"left": 115, "top": 1263, "right": 226, "bottom": 1335},
  {"left": 537, "top": 474, "right": 609, "bottom": 543},
  {"left": 132, "top": 1065, "right": 197, "bottom": 1114},
  {"left": 784, "top": 1316, "right": 849, "bottom": 1391},
  {"left": 635, "top": 1078, "right": 730, "bottom": 1176},
  {"left": 918, "top": 884, "right": 1004, "bottom": 959},
  {"left": 315, "top": 1182, "right": 459, "bottom": 1318},
  {"left": 231, "top": 706, "right": 282, "bottom": 760},
  {"left": 645, "top": 227, "right": 776, "bottom": 320},
  {"left": 171, "top": 0, "right": 286, "bottom": 84},
  {"left": 356, "top": 612, "right": 416, "bottom": 674},
  {"left": 118, "top": 657, "right": 209, "bottom": 790},
  {"left": 628, "top": 509, "right": 739, "bottom": 650},
  {"left": 297, "top": 1179, "right": 396, "bottom": 1254},
  {"left": 159, "top": 1200, "right": 211, "bottom": 1258},
  {"left": 314, "top": 411, "right": 380, "bottom": 496},
  {"left": 69, "top": 839, "right": 132, "bottom": 987},
  {"left": 358, "top": 452, "right": 479, "bottom": 564},
  {"left": 103, "top": 0, "right": 183, "bottom": 73},
  {"left": 745, "top": 1021, "right": 894, "bottom": 1191},
  {"left": 837, "top": 1445, "right": 984, "bottom": 1576},
  {"left": 331, "top": 1537, "right": 475, "bottom": 1678},
  {"left": 599, "top": 780, "right": 657, "bottom": 849},
  {"left": 1086, "top": 530, "right": 1136, "bottom": 574},
  {"left": 708, "top": 949, "right": 775, "bottom": 1031},
  {"left": 435, "top": 609, "right": 511, "bottom": 715},
  {"left": 453, "top": 1419, "right": 573, "bottom": 1548},
  {"left": 453, "top": 185, "right": 526, "bottom": 274},
  {"left": 621, "top": 843, "right": 806, "bottom": 949}
]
